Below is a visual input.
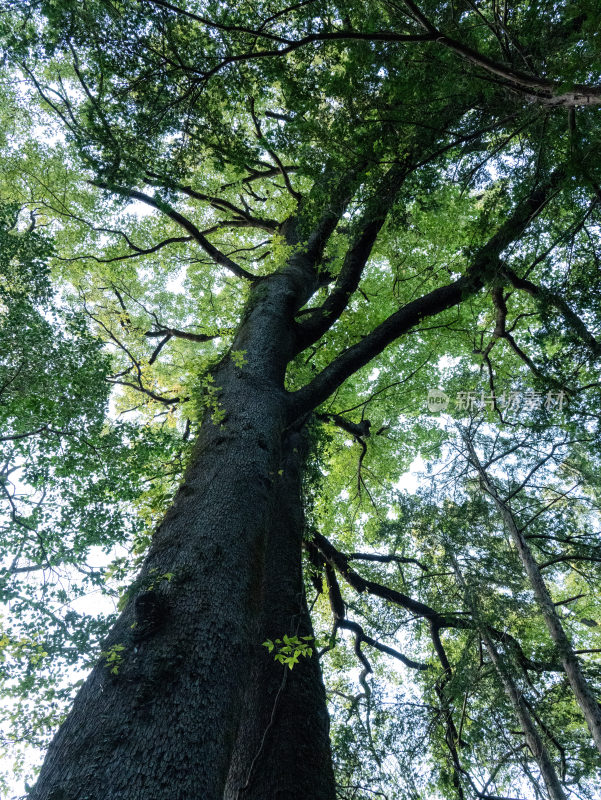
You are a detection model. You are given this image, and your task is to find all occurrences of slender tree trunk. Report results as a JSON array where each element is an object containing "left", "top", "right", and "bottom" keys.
[
  {"left": 30, "top": 267, "right": 334, "bottom": 799},
  {"left": 451, "top": 555, "right": 567, "bottom": 800},
  {"left": 479, "top": 632, "right": 567, "bottom": 800},
  {"left": 464, "top": 436, "right": 601, "bottom": 756}
]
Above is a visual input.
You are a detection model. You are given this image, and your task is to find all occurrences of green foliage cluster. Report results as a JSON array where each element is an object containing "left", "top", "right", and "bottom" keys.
[{"left": 262, "top": 635, "right": 314, "bottom": 670}]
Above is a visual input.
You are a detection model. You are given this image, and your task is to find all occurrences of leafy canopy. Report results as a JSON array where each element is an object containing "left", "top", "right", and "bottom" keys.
[{"left": 0, "top": 0, "right": 601, "bottom": 797}]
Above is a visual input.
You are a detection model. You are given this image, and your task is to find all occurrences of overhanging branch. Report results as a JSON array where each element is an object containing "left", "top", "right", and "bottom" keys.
[
  {"left": 144, "top": 172, "right": 280, "bottom": 232},
  {"left": 93, "top": 182, "right": 257, "bottom": 281},
  {"left": 500, "top": 265, "right": 601, "bottom": 357}
]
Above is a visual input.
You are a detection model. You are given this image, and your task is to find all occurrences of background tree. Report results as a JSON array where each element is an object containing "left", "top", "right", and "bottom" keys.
[{"left": 0, "top": 1, "right": 600, "bottom": 798}]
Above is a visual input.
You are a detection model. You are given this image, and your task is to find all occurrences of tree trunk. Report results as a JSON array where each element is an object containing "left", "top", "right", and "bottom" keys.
[
  {"left": 464, "top": 437, "right": 601, "bottom": 756},
  {"left": 479, "top": 631, "right": 567, "bottom": 800},
  {"left": 30, "top": 267, "right": 335, "bottom": 800},
  {"left": 451, "top": 555, "right": 567, "bottom": 800},
  {"left": 225, "top": 430, "right": 336, "bottom": 800}
]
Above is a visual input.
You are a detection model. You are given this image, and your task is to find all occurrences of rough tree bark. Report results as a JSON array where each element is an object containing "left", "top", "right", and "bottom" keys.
[
  {"left": 29, "top": 248, "right": 334, "bottom": 800},
  {"left": 224, "top": 429, "right": 336, "bottom": 799}
]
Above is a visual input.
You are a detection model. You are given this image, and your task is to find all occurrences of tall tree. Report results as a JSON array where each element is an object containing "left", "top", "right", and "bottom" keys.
[{"left": 0, "top": 1, "right": 600, "bottom": 798}]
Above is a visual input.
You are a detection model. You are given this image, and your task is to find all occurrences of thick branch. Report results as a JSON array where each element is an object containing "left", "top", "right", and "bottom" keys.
[
  {"left": 145, "top": 0, "right": 601, "bottom": 107},
  {"left": 294, "top": 163, "right": 408, "bottom": 351},
  {"left": 106, "top": 378, "right": 187, "bottom": 405},
  {"left": 316, "top": 412, "right": 371, "bottom": 440},
  {"left": 249, "top": 98, "right": 301, "bottom": 202},
  {"left": 399, "top": 0, "right": 601, "bottom": 107},
  {"left": 144, "top": 327, "right": 220, "bottom": 343},
  {"left": 220, "top": 165, "right": 298, "bottom": 191},
  {"left": 487, "top": 287, "right": 552, "bottom": 386},
  {"left": 309, "top": 530, "right": 450, "bottom": 626},
  {"left": 347, "top": 552, "right": 428, "bottom": 571},
  {"left": 290, "top": 274, "right": 475, "bottom": 419},
  {"left": 309, "top": 531, "right": 561, "bottom": 674},
  {"left": 195, "top": 31, "right": 437, "bottom": 82},
  {"left": 539, "top": 554, "right": 601, "bottom": 570},
  {"left": 338, "top": 618, "right": 429, "bottom": 671},
  {"left": 288, "top": 170, "right": 564, "bottom": 419},
  {"left": 323, "top": 561, "right": 428, "bottom": 670},
  {"left": 59, "top": 236, "right": 192, "bottom": 264}
]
